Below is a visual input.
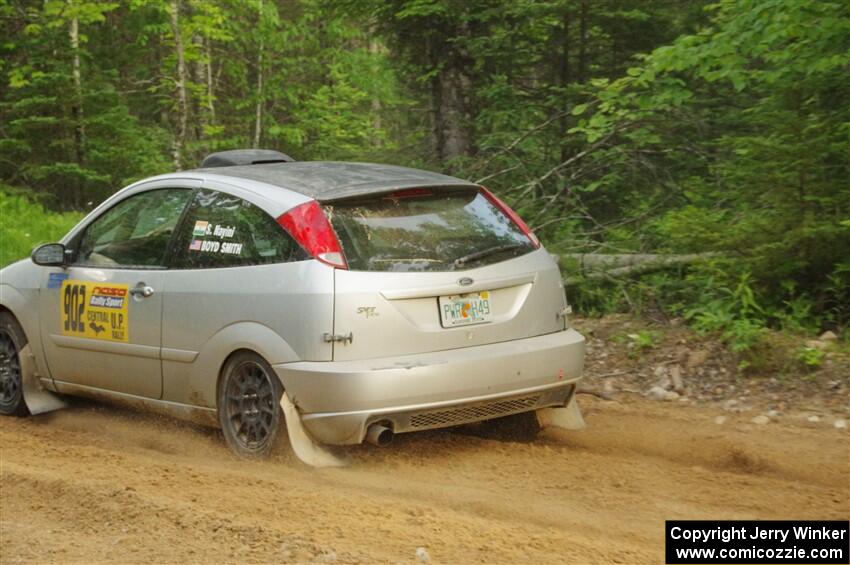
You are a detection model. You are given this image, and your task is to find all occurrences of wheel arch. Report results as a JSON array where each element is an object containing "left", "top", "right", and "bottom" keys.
[
  {"left": 215, "top": 347, "right": 286, "bottom": 405},
  {"left": 0, "top": 284, "right": 53, "bottom": 387},
  {"left": 0, "top": 286, "right": 32, "bottom": 338},
  {"left": 164, "top": 321, "right": 299, "bottom": 410}
]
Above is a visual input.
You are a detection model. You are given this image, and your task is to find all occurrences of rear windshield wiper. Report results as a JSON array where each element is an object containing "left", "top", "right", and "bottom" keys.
[{"left": 453, "top": 243, "right": 526, "bottom": 267}]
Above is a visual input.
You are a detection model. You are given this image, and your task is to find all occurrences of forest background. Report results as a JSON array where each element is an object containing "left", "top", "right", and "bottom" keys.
[{"left": 1, "top": 0, "right": 848, "bottom": 369}]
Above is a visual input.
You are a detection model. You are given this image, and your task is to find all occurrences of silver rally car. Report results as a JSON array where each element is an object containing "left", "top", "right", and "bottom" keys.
[{"left": 0, "top": 149, "right": 585, "bottom": 461}]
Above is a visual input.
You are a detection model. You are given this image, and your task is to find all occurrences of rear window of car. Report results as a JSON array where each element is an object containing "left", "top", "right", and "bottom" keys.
[{"left": 326, "top": 188, "right": 536, "bottom": 272}]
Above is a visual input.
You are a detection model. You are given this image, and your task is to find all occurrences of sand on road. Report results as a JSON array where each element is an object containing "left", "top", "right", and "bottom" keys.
[{"left": 1, "top": 396, "right": 847, "bottom": 564}]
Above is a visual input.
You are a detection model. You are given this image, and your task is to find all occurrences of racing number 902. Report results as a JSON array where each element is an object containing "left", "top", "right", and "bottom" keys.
[{"left": 63, "top": 283, "right": 86, "bottom": 332}]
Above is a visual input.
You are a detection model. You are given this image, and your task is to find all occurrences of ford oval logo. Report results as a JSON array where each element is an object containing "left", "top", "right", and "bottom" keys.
[{"left": 458, "top": 277, "right": 474, "bottom": 286}]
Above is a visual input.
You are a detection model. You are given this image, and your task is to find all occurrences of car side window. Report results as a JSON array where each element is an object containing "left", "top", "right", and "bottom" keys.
[
  {"left": 74, "top": 189, "right": 193, "bottom": 268},
  {"left": 171, "top": 189, "right": 305, "bottom": 269}
]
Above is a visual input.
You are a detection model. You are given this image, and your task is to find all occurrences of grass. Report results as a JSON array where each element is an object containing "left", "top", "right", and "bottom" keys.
[{"left": 0, "top": 191, "right": 83, "bottom": 267}]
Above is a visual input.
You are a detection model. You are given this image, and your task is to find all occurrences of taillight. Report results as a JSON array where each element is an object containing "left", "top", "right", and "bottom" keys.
[
  {"left": 277, "top": 200, "right": 347, "bottom": 269},
  {"left": 480, "top": 187, "right": 541, "bottom": 248}
]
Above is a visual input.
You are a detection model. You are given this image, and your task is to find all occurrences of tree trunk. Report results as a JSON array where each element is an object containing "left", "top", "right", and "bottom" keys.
[
  {"left": 170, "top": 0, "right": 189, "bottom": 169},
  {"left": 438, "top": 65, "right": 473, "bottom": 162},
  {"left": 558, "top": 11, "right": 572, "bottom": 167},
  {"left": 66, "top": 9, "right": 85, "bottom": 209},
  {"left": 578, "top": 0, "right": 588, "bottom": 83},
  {"left": 369, "top": 36, "right": 382, "bottom": 147},
  {"left": 428, "top": 22, "right": 474, "bottom": 164},
  {"left": 561, "top": 252, "right": 718, "bottom": 284},
  {"left": 432, "top": 60, "right": 474, "bottom": 164},
  {"left": 192, "top": 34, "right": 206, "bottom": 140},
  {"left": 550, "top": 10, "right": 575, "bottom": 208},
  {"left": 69, "top": 12, "right": 85, "bottom": 168},
  {"left": 252, "top": 0, "right": 264, "bottom": 149},
  {"left": 205, "top": 36, "right": 216, "bottom": 125}
]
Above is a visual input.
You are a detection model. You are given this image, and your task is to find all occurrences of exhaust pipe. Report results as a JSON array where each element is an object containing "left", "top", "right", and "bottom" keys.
[{"left": 366, "top": 423, "right": 394, "bottom": 447}]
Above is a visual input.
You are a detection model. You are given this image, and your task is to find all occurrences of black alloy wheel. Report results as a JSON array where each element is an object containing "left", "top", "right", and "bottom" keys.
[
  {"left": 218, "top": 352, "right": 282, "bottom": 457},
  {"left": 0, "top": 312, "right": 29, "bottom": 416}
]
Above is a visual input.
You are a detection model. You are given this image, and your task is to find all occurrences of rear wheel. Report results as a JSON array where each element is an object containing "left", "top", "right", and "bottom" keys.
[
  {"left": 218, "top": 351, "right": 282, "bottom": 457},
  {"left": 0, "top": 312, "right": 28, "bottom": 416}
]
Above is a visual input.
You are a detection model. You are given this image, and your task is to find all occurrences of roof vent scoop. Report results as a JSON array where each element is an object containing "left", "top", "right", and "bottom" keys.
[{"left": 201, "top": 149, "right": 295, "bottom": 168}]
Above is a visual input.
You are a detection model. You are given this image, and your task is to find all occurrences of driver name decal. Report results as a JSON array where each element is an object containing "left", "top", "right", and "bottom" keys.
[
  {"left": 188, "top": 218, "right": 241, "bottom": 255},
  {"left": 60, "top": 280, "right": 129, "bottom": 342}
]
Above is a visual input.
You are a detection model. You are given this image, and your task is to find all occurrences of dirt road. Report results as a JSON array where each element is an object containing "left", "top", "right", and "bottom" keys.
[{"left": 1, "top": 396, "right": 847, "bottom": 564}]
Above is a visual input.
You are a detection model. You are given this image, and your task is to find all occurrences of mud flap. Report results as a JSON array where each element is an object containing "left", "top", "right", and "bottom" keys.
[
  {"left": 280, "top": 393, "right": 349, "bottom": 468},
  {"left": 19, "top": 344, "right": 66, "bottom": 415},
  {"left": 536, "top": 393, "right": 586, "bottom": 430}
]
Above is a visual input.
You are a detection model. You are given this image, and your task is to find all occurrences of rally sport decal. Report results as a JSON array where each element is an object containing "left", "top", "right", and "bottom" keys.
[{"left": 60, "top": 280, "right": 129, "bottom": 342}]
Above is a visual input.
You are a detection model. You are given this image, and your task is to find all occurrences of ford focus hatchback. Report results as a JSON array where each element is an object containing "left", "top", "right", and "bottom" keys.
[{"left": 0, "top": 149, "right": 585, "bottom": 457}]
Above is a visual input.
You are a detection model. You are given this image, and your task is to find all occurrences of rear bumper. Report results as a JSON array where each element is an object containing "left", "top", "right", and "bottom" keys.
[{"left": 273, "top": 328, "right": 585, "bottom": 445}]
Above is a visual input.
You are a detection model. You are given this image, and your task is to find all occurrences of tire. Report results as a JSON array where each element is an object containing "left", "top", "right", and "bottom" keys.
[
  {"left": 0, "top": 312, "right": 29, "bottom": 416},
  {"left": 217, "top": 351, "right": 283, "bottom": 458}
]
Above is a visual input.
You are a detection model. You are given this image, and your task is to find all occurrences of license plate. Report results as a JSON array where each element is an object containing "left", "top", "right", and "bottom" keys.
[{"left": 438, "top": 291, "right": 493, "bottom": 327}]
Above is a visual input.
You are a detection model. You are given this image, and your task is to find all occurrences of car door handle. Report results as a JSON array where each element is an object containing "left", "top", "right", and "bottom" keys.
[{"left": 129, "top": 285, "right": 155, "bottom": 298}]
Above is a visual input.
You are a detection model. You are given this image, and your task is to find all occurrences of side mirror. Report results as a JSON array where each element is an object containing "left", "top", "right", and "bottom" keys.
[{"left": 31, "top": 243, "right": 67, "bottom": 267}]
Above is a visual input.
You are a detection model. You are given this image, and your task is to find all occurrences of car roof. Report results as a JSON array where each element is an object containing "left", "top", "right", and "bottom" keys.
[{"left": 188, "top": 161, "right": 478, "bottom": 202}]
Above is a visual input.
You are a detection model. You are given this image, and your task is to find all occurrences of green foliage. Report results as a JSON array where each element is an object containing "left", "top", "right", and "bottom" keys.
[
  {"left": 552, "top": 0, "right": 850, "bottom": 340},
  {"left": 794, "top": 346, "right": 825, "bottom": 371},
  {"left": 626, "top": 330, "right": 659, "bottom": 355},
  {"left": 610, "top": 328, "right": 660, "bottom": 358},
  {"left": 680, "top": 273, "right": 766, "bottom": 355},
  {"left": 1, "top": 0, "right": 848, "bottom": 353},
  {"left": 1, "top": 0, "right": 409, "bottom": 207},
  {"left": 0, "top": 190, "right": 83, "bottom": 267}
]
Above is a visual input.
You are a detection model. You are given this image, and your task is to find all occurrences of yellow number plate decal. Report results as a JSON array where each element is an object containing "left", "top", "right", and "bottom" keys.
[{"left": 60, "top": 280, "right": 129, "bottom": 342}]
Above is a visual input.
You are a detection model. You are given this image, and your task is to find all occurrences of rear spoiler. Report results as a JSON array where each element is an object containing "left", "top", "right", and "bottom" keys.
[{"left": 316, "top": 182, "right": 479, "bottom": 204}]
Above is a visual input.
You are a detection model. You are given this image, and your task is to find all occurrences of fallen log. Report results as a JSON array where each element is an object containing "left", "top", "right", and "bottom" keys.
[{"left": 560, "top": 252, "right": 717, "bottom": 284}]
